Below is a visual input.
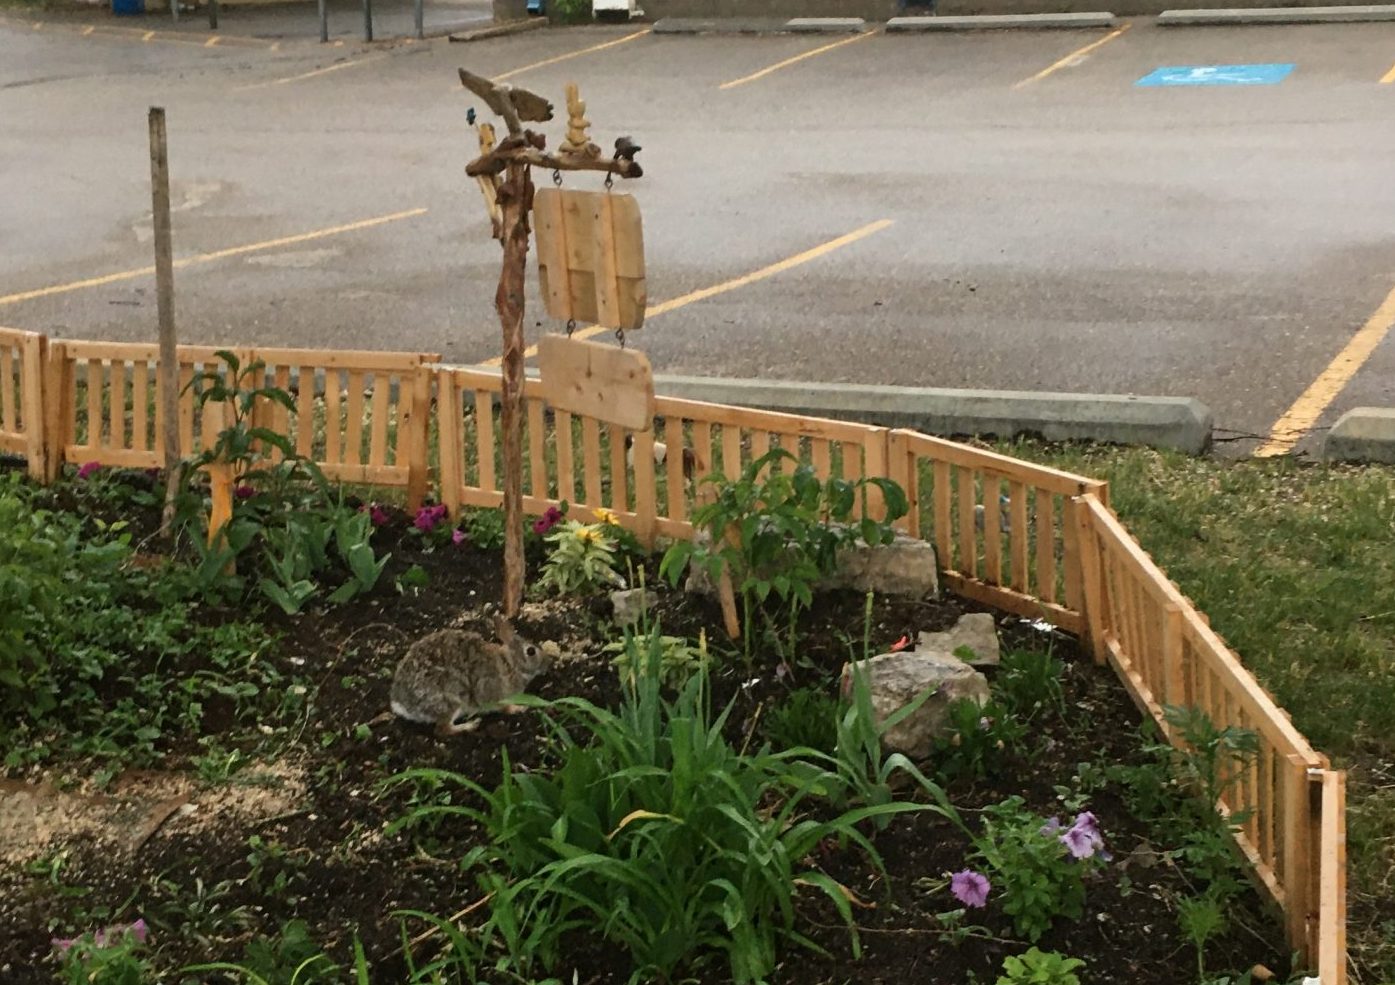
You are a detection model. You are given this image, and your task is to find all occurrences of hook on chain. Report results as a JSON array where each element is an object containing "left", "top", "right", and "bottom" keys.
[
  {"left": 566, "top": 319, "right": 577, "bottom": 338},
  {"left": 604, "top": 170, "right": 614, "bottom": 191},
  {"left": 615, "top": 327, "right": 625, "bottom": 349},
  {"left": 552, "top": 169, "right": 563, "bottom": 187}
]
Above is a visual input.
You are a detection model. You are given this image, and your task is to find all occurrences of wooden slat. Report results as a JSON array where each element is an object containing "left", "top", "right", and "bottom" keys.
[
  {"left": 60, "top": 446, "right": 161, "bottom": 469},
  {"left": 528, "top": 399, "right": 548, "bottom": 499},
  {"left": 692, "top": 420, "right": 713, "bottom": 495},
  {"left": 631, "top": 429, "right": 658, "bottom": 548},
  {"left": 862, "top": 429, "right": 887, "bottom": 521},
  {"left": 474, "top": 389, "right": 496, "bottom": 491},
  {"left": 582, "top": 416, "right": 603, "bottom": 508},
  {"left": 665, "top": 417, "right": 687, "bottom": 523},
  {"left": 368, "top": 378, "right": 391, "bottom": 466},
  {"left": 344, "top": 371, "right": 366, "bottom": 465},
  {"left": 942, "top": 573, "right": 1084, "bottom": 636},
  {"left": 86, "top": 359, "right": 103, "bottom": 448},
  {"left": 0, "top": 346, "right": 14, "bottom": 432},
  {"left": 556, "top": 410, "right": 575, "bottom": 504},
  {"left": 404, "top": 368, "right": 431, "bottom": 511},
  {"left": 1281, "top": 755, "right": 1313, "bottom": 953},
  {"left": 894, "top": 428, "right": 1103, "bottom": 498},
  {"left": 1008, "top": 481, "right": 1028, "bottom": 592},
  {"left": 593, "top": 193, "right": 621, "bottom": 328},
  {"left": 1073, "top": 499, "right": 1108, "bottom": 665},
  {"left": 436, "top": 370, "right": 463, "bottom": 515},
  {"left": 536, "top": 335, "right": 655, "bottom": 430},
  {"left": 295, "top": 369, "right": 316, "bottom": 457},
  {"left": 318, "top": 462, "right": 411, "bottom": 485},
  {"left": 324, "top": 374, "right": 342, "bottom": 464},
  {"left": 1035, "top": 490, "right": 1057, "bottom": 604},
  {"left": 109, "top": 360, "right": 126, "bottom": 450},
  {"left": 533, "top": 187, "right": 573, "bottom": 319},
  {"left": 609, "top": 423, "right": 629, "bottom": 511},
  {"left": 1257, "top": 745, "right": 1275, "bottom": 868},
  {"left": 983, "top": 477, "right": 1003, "bottom": 585},
  {"left": 811, "top": 437, "right": 831, "bottom": 481},
  {"left": 721, "top": 424, "right": 742, "bottom": 480},
  {"left": 131, "top": 362, "right": 150, "bottom": 452},
  {"left": 932, "top": 460, "right": 952, "bottom": 569},
  {"left": 1318, "top": 770, "right": 1347, "bottom": 985},
  {"left": 956, "top": 468, "right": 977, "bottom": 579},
  {"left": 248, "top": 346, "right": 434, "bottom": 372},
  {"left": 271, "top": 366, "right": 292, "bottom": 460},
  {"left": 178, "top": 364, "right": 195, "bottom": 456}
]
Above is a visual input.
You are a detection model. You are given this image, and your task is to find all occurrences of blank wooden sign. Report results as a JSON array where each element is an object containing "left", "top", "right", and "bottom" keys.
[
  {"left": 534, "top": 187, "right": 646, "bottom": 331},
  {"left": 537, "top": 334, "right": 654, "bottom": 432}
]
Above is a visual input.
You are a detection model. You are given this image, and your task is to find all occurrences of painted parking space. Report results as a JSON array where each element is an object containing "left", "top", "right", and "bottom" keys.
[{"left": 1136, "top": 63, "right": 1295, "bottom": 86}]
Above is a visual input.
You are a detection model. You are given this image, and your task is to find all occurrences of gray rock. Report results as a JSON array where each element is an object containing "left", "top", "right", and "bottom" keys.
[
  {"left": 918, "top": 613, "right": 1000, "bottom": 667},
  {"left": 610, "top": 588, "right": 650, "bottom": 626},
  {"left": 684, "top": 529, "right": 938, "bottom": 599},
  {"left": 842, "top": 650, "right": 990, "bottom": 759}
]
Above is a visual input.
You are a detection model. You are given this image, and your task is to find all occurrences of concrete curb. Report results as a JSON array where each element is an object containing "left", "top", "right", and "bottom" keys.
[
  {"left": 1158, "top": 4, "right": 1395, "bottom": 23},
  {"left": 651, "top": 376, "right": 1213, "bottom": 454},
  {"left": 785, "top": 16, "right": 868, "bottom": 31},
  {"left": 1322, "top": 408, "right": 1395, "bottom": 464},
  {"left": 652, "top": 17, "right": 793, "bottom": 33},
  {"left": 886, "top": 12, "right": 1117, "bottom": 30},
  {"left": 448, "top": 17, "right": 548, "bottom": 41}
]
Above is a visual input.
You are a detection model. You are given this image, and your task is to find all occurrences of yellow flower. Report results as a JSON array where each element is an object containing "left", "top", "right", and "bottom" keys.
[
  {"left": 575, "top": 526, "right": 601, "bottom": 544},
  {"left": 593, "top": 507, "right": 620, "bottom": 527}
]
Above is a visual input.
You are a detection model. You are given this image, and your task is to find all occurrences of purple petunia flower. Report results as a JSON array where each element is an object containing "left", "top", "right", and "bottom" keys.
[
  {"left": 950, "top": 869, "right": 991, "bottom": 909},
  {"left": 234, "top": 485, "right": 256, "bottom": 500},
  {"left": 451, "top": 528, "right": 466, "bottom": 547},
  {"left": 532, "top": 505, "right": 564, "bottom": 536},
  {"left": 51, "top": 918, "right": 148, "bottom": 953},
  {"left": 76, "top": 461, "right": 102, "bottom": 480},
  {"left": 414, "top": 503, "right": 448, "bottom": 532},
  {"left": 1060, "top": 811, "right": 1106, "bottom": 860},
  {"left": 1040, "top": 816, "right": 1062, "bottom": 837},
  {"left": 369, "top": 505, "right": 391, "bottom": 527}
]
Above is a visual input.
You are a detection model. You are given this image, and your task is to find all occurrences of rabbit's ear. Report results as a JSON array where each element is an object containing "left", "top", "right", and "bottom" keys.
[{"left": 492, "top": 613, "right": 515, "bottom": 643}]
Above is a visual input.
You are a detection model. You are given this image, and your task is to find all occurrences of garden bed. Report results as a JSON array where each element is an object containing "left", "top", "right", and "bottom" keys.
[{"left": 0, "top": 467, "right": 1295, "bottom": 984}]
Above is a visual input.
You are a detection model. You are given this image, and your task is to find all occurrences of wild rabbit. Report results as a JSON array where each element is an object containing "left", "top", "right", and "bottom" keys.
[{"left": 390, "top": 614, "right": 557, "bottom": 736}]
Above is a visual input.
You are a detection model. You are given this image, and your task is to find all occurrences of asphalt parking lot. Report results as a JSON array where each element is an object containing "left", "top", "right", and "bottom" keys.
[{"left": 2, "top": 12, "right": 1394, "bottom": 455}]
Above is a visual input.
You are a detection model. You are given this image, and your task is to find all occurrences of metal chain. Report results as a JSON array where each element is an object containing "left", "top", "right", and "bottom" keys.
[
  {"left": 552, "top": 169, "right": 562, "bottom": 187},
  {"left": 604, "top": 171, "right": 614, "bottom": 191},
  {"left": 566, "top": 319, "right": 576, "bottom": 338},
  {"left": 615, "top": 327, "right": 625, "bottom": 349}
]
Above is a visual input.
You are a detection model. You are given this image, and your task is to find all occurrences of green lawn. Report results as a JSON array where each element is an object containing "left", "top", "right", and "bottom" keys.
[{"left": 996, "top": 441, "right": 1395, "bottom": 985}]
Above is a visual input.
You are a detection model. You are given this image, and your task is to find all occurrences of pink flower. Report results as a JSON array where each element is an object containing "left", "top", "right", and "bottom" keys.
[
  {"left": 234, "top": 485, "right": 256, "bottom": 499},
  {"left": 532, "top": 505, "right": 564, "bottom": 536},
  {"left": 451, "top": 528, "right": 466, "bottom": 547},
  {"left": 76, "top": 462, "right": 102, "bottom": 480},
  {"left": 370, "top": 505, "right": 391, "bottom": 527},
  {"left": 1060, "top": 812, "right": 1106, "bottom": 860},
  {"left": 950, "top": 869, "right": 991, "bottom": 909},
  {"left": 51, "top": 918, "right": 148, "bottom": 953}
]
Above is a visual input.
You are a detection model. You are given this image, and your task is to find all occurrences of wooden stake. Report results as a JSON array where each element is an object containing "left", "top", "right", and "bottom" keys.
[
  {"left": 495, "top": 159, "right": 532, "bottom": 618},
  {"left": 149, "top": 107, "right": 182, "bottom": 539}
]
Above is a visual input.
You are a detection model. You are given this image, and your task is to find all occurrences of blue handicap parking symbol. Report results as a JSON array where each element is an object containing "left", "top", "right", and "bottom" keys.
[{"left": 1136, "top": 64, "right": 1295, "bottom": 87}]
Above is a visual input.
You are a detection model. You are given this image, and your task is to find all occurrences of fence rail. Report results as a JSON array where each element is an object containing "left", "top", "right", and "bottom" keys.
[{"left": 6, "top": 336, "right": 1346, "bottom": 982}]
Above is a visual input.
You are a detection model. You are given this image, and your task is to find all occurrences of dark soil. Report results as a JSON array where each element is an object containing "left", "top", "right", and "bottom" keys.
[{"left": 0, "top": 481, "right": 1291, "bottom": 984}]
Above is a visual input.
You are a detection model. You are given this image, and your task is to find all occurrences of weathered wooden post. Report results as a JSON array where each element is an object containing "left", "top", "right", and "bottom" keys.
[
  {"left": 459, "top": 69, "right": 644, "bottom": 617},
  {"left": 149, "top": 107, "right": 183, "bottom": 539}
]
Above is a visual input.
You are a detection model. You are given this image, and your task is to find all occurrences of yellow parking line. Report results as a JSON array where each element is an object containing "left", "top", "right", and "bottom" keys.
[
  {"left": 142, "top": 30, "right": 155, "bottom": 41},
  {"left": 480, "top": 219, "right": 895, "bottom": 367},
  {"left": 0, "top": 207, "right": 428, "bottom": 307},
  {"left": 719, "top": 31, "right": 874, "bottom": 90},
  {"left": 205, "top": 35, "right": 220, "bottom": 47},
  {"left": 237, "top": 55, "right": 385, "bottom": 90},
  {"left": 82, "top": 25, "right": 94, "bottom": 35},
  {"left": 1013, "top": 23, "right": 1130, "bottom": 89},
  {"left": 1255, "top": 282, "right": 1395, "bottom": 457},
  {"left": 491, "top": 29, "right": 651, "bottom": 83},
  {"left": 1381, "top": 61, "right": 1395, "bottom": 84}
]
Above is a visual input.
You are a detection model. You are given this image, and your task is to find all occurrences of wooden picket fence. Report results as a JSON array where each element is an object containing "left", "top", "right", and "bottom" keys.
[
  {"left": 0, "top": 326, "right": 47, "bottom": 479},
  {"left": 4, "top": 335, "right": 1346, "bottom": 982}
]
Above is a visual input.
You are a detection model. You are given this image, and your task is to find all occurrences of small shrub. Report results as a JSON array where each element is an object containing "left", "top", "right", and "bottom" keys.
[
  {"left": 931, "top": 697, "right": 1027, "bottom": 783},
  {"left": 994, "top": 648, "right": 1065, "bottom": 723},
  {"left": 764, "top": 686, "right": 841, "bottom": 756},
  {"left": 996, "top": 947, "right": 1086, "bottom": 985},
  {"left": 54, "top": 921, "right": 151, "bottom": 985},
  {"left": 537, "top": 519, "right": 625, "bottom": 595},
  {"left": 971, "top": 797, "right": 1108, "bottom": 942},
  {"left": 606, "top": 630, "right": 709, "bottom": 689}
]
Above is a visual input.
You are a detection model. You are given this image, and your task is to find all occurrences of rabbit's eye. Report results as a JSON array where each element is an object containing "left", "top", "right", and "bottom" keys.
[{"left": 526, "top": 645, "right": 538, "bottom": 658}]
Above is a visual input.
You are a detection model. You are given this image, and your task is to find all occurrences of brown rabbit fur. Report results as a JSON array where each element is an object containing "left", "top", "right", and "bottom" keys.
[{"left": 389, "top": 614, "right": 555, "bottom": 737}]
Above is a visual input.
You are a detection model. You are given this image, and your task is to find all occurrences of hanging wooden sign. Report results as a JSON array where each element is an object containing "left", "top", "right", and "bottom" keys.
[
  {"left": 534, "top": 187, "right": 646, "bottom": 332},
  {"left": 537, "top": 334, "right": 654, "bottom": 432}
]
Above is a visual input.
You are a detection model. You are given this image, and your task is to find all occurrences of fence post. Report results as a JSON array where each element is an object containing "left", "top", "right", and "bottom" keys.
[
  {"left": 23, "top": 333, "right": 48, "bottom": 482},
  {"left": 41, "top": 341, "right": 68, "bottom": 484},
  {"left": 1160, "top": 603, "right": 1186, "bottom": 731},
  {"left": 629, "top": 430, "right": 658, "bottom": 549},
  {"left": 404, "top": 364, "right": 433, "bottom": 512},
  {"left": 1070, "top": 494, "right": 1107, "bottom": 664},
  {"left": 436, "top": 369, "right": 462, "bottom": 516},
  {"left": 1281, "top": 754, "right": 1315, "bottom": 961},
  {"left": 1318, "top": 769, "right": 1347, "bottom": 985},
  {"left": 885, "top": 430, "right": 917, "bottom": 537},
  {"left": 862, "top": 426, "right": 889, "bottom": 522}
]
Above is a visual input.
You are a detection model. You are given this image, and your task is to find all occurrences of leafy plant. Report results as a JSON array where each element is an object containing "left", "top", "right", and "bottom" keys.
[
  {"left": 763, "top": 686, "right": 841, "bottom": 756},
  {"left": 185, "top": 925, "right": 366, "bottom": 985},
  {"left": 1178, "top": 892, "right": 1229, "bottom": 983},
  {"left": 994, "top": 648, "right": 1066, "bottom": 724},
  {"left": 606, "top": 630, "right": 709, "bottom": 689},
  {"left": 931, "top": 697, "right": 1027, "bottom": 783},
  {"left": 387, "top": 625, "right": 953, "bottom": 984},
  {"left": 536, "top": 519, "right": 625, "bottom": 595},
  {"left": 55, "top": 922, "right": 152, "bottom": 985},
  {"left": 972, "top": 797, "right": 1107, "bottom": 942},
  {"left": 996, "top": 947, "right": 1086, "bottom": 985},
  {"left": 660, "top": 449, "right": 908, "bottom": 664},
  {"left": 458, "top": 506, "right": 506, "bottom": 551}
]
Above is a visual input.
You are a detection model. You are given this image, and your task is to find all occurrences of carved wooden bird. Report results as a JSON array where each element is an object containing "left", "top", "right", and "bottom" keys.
[
  {"left": 458, "top": 68, "right": 554, "bottom": 124},
  {"left": 613, "top": 136, "right": 641, "bottom": 161}
]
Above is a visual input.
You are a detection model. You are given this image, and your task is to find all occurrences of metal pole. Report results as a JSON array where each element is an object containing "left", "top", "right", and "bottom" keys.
[
  {"left": 414, "top": 0, "right": 423, "bottom": 39},
  {"left": 318, "top": 0, "right": 328, "bottom": 42},
  {"left": 362, "top": 0, "right": 372, "bottom": 42}
]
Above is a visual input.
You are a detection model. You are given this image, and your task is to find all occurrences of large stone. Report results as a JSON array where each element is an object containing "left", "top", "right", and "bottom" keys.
[
  {"left": 610, "top": 587, "right": 650, "bottom": 626},
  {"left": 918, "top": 613, "right": 1000, "bottom": 667},
  {"left": 685, "top": 529, "right": 938, "bottom": 599},
  {"left": 841, "top": 650, "right": 990, "bottom": 759}
]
